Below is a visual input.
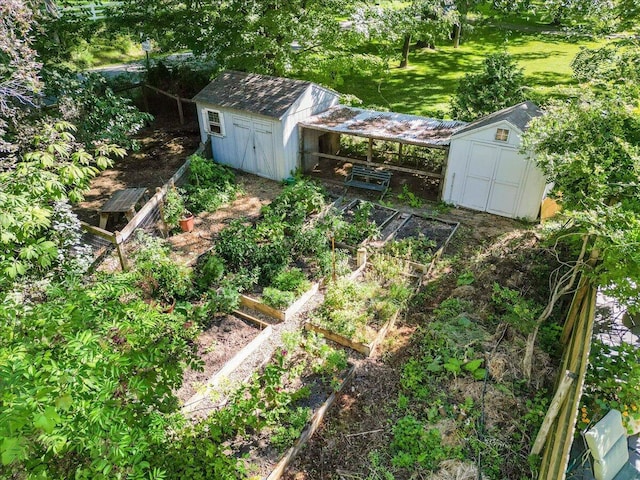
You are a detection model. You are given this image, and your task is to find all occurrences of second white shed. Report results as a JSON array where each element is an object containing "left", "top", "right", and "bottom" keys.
[
  {"left": 193, "top": 71, "right": 340, "bottom": 181},
  {"left": 442, "top": 101, "right": 548, "bottom": 221}
]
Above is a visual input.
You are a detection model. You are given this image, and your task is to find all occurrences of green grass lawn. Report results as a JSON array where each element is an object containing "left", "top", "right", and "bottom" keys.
[{"left": 337, "top": 24, "right": 606, "bottom": 117}]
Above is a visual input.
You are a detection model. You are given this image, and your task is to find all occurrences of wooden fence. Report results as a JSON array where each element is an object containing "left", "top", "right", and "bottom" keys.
[
  {"left": 80, "top": 157, "right": 192, "bottom": 271},
  {"left": 534, "top": 277, "right": 597, "bottom": 479}
]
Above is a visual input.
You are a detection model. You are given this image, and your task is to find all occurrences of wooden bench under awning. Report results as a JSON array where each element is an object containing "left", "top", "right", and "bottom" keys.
[{"left": 99, "top": 188, "right": 147, "bottom": 230}]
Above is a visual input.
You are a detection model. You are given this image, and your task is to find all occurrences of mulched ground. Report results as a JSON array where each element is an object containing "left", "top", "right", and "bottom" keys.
[{"left": 176, "top": 314, "right": 262, "bottom": 405}]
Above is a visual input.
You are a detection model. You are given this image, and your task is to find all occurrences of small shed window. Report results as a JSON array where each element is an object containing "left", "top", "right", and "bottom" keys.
[
  {"left": 495, "top": 128, "right": 510, "bottom": 142},
  {"left": 204, "top": 109, "right": 224, "bottom": 136}
]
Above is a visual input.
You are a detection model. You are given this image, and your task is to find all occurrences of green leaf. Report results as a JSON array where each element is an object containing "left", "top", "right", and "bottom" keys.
[
  {"left": 473, "top": 368, "right": 487, "bottom": 380},
  {"left": 1, "top": 437, "right": 26, "bottom": 465},
  {"left": 33, "top": 406, "right": 61, "bottom": 434},
  {"left": 55, "top": 394, "right": 73, "bottom": 411},
  {"left": 464, "top": 359, "right": 483, "bottom": 372}
]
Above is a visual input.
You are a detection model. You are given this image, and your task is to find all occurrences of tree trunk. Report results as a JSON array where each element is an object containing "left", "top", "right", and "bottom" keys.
[
  {"left": 400, "top": 34, "right": 411, "bottom": 68},
  {"left": 452, "top": 23, "right": 461, "bottom": 48}
]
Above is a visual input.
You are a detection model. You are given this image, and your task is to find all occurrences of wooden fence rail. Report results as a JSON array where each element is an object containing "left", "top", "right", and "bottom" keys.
[{"left": 536, "top": 279, "right": 597, "bottom": 480}]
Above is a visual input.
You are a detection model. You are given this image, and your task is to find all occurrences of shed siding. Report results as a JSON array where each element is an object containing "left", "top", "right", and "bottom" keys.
[
  {"left": 282, "top": 85, "right": 340, "bottom": 177},
  {"left": 444, "top": 121, "right": 547, "bottom": 221}
]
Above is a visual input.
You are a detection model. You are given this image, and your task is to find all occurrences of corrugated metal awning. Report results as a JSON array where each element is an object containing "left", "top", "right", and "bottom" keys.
[{"left": 299, "top": 105, "right": 467, "bottom": 148}]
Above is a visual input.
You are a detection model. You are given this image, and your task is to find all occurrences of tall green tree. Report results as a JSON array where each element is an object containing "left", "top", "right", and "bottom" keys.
[
  {"left": 521, "top": 90, "right": 640, "bottom": 377},
  {"left": 116, "top": 0, "right": 360, "bottom": 77},
  {"left": 450, "top": 51, "right": 525, "bottom": 121}
]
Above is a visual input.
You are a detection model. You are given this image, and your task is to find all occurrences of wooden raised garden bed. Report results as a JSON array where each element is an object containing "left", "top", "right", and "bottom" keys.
[
  {"left": 336, "top": 199, "right": 400, "bottom": 249},
  {"left": 377, "top": 213, "right": 459, "bottom": 275},
  {"left": 266, "top": 365, "right": 356, "bottom": 480},
  {"left": 304, "top": 259, "right": 419, "bottom": 357},
  {"left": 180, "top": 312, "right": 272, "bottom": 414},
  {"left": 239, "top": 281, "right": 320, "bottom": 322}
]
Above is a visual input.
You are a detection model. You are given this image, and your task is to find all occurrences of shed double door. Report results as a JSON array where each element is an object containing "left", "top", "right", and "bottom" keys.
[
  {"left": 460, "top": 143, "right": 527, "bottom": 218},
  {"left": 232, "top": 115, "right": 277, "bottom": 180}
]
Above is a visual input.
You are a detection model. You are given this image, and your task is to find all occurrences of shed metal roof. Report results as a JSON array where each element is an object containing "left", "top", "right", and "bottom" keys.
[
  {"left": 453, "top": 101, "right": 542, "bottom": 136},
  {"left": 192, "top": 71, "right": 315, "bottom": 119},
  {"left": 299, "top": 106, "right": 467, "bottom": 147}
]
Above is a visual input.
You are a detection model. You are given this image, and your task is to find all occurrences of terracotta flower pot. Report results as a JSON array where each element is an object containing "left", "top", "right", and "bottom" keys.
[{"left": 179, "top": 213, "right": 195, "bottom": 232}]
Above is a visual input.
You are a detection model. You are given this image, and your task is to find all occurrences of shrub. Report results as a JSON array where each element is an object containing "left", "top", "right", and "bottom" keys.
[
  {"left": 185, "top": 155, "right": 240, "bottom": 213},
  {"left": 262, "top": 179, "right": 326, "bottom": 225},
  {"left": 133, "top": 233, "right": 193, "bottom": 302},
  {"left": 194, "top": 253, "right": 225, "bottom": 292},
  {"left": 272, "top": 268, "right": 311, "bottom": 295},
  {"left": 262, "top": 287, "right": 296, "bottom": 309}
]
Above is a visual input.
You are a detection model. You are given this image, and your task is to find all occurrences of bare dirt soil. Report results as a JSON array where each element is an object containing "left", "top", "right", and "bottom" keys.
[
  {"left": 74, "top": 115, "right": 201, "bottom": 229},
  {"left": 176, "top": 314, "right": 261, "bottom": 404}
]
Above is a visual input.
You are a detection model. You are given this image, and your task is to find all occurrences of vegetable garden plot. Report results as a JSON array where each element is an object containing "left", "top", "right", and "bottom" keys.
[
  {"left": 334, "top": 199, "right": 399, "bottom": 247},
  {"left": 380, "top": 214, "right": 459, "bottom": 273},
  {"left": 157, "top": 332, "right": 355, "bottom": 479},
  {"left": 178, "top": 313, "right": 272, "bottom": 410},
  {"left": 305, "top": 256, "right": 418, "bottom": 356}
]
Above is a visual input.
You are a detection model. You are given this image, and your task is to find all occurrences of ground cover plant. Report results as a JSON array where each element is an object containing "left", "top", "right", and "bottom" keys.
[
  {"left": 152, "top": 331, "right": 351, "bottom": 479},
  {"left": 309, "top": 254, "right": 415, "bottom": 344}
]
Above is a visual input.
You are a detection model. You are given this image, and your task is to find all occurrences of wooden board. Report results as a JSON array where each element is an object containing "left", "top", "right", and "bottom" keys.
[
  {"left": 239, "top": 282, "right": 320, "bottom": 323},
  {"left": 266, "top": 365, "right": 357, "bottom": 480},
  {"left": 304, "top": 322, "right": 371, "bottom": 356},
  {"left": 240, "top": 294, "right": 286, "bottom": 322}
]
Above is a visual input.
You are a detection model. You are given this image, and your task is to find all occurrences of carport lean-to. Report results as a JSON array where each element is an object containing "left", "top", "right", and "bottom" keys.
[{"left": 299, "top": 105, "right": 467, "bottom": 199}]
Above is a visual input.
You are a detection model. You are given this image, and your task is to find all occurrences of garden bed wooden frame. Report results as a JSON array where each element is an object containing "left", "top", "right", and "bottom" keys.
[
  {"left": 182, "top": 312, "right": 272, "bottom": 415},
  {"left": 239, "top": 281, "right": 321, "bottom": 323},
  {"left": 335, "top": 198, "right": 401, "bottom": 250},
  {"left": 373, "top": 213, "right": 460, "bottom": 278},
  {"left": 265, "top": 364, "right": 357, "bottom": 480}
]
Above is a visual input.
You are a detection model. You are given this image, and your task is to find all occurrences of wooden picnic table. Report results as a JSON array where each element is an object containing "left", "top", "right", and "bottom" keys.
[{"left": 99, "top": 188, "right": 148, "bottom": 230}]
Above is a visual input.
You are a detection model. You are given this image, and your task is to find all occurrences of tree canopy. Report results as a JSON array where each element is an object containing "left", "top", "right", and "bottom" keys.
[{"left": 450, "top": 52, "right": 525, "bottom": 121}]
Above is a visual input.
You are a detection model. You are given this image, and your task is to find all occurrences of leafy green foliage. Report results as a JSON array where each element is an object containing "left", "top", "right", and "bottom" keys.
[
  {"left": 132, "top": 233, "right": 193, "bottom": 303},
  {"left": 262, "top": 287, "right": 297, "bottom": 309},
  {"left": 334, "top": 201, "right": 381, "bottom": 245},
  {"left": 383, "top": 234, "right": 437, "bottom": 265},
  {"left": 0, "top": 121, "right": 124, "bottom": 290},
  {"left": 391, "top": 416, "right": 459, "bottom": 470},
  {"left": 523, "top": 90, "right": 640, "bottom": 308},
  {"left": 271, "top": 268, "right": 312, "bottom": 296},
  {"left": 185, "top": 154, "right": 240, "bottom": 214},
  {"left": 0, "top": 276, "right": 199, "bottom": 479},
  {"left": 154, "top": 338, "right": 347, "bottom": 477},
  {"left": 193, "top": 253, "right": 225, "bottom": 292},
  {"left": 491, "top": 283, "right": 541, "bottom": 335},
  {"left": 162, "top": 187, "right": 188, "bottom": 230},
  {"left": 397, "top": 185, "right": 424, "bottom": 208},
  {"left": 44, "top": 71, "right": 152, "bottom": 151},
  {"left": 582, "top": 340, "right": 640, "bottom": 432},
  {"left": 450, "top": 52, "right": 525, "bottom": 121}
]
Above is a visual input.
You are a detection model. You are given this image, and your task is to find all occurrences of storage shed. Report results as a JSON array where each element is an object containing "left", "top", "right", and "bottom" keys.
[
  {"left": 442, "top": 101, "right": 548, "bottom": 221},
  {"left": 193, "top": 71, "right": 340, "bottom": 181}
]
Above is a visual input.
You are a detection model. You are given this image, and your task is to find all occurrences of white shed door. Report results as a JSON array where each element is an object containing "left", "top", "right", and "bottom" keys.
[
  {"left": 232, "top": 115, "right": 277, "bottom": 180},
  {"left": 486, "top": 149, "right": 526, "bottom": 217},
  {"left": 460, "top": 144, "right": 498, "bottom": 211},
  {"left": 460, "top": 143, "right": 526, "bottom": 218},
  {"left": 253, "top": 120, "right": 276, "bottom": 179}
]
